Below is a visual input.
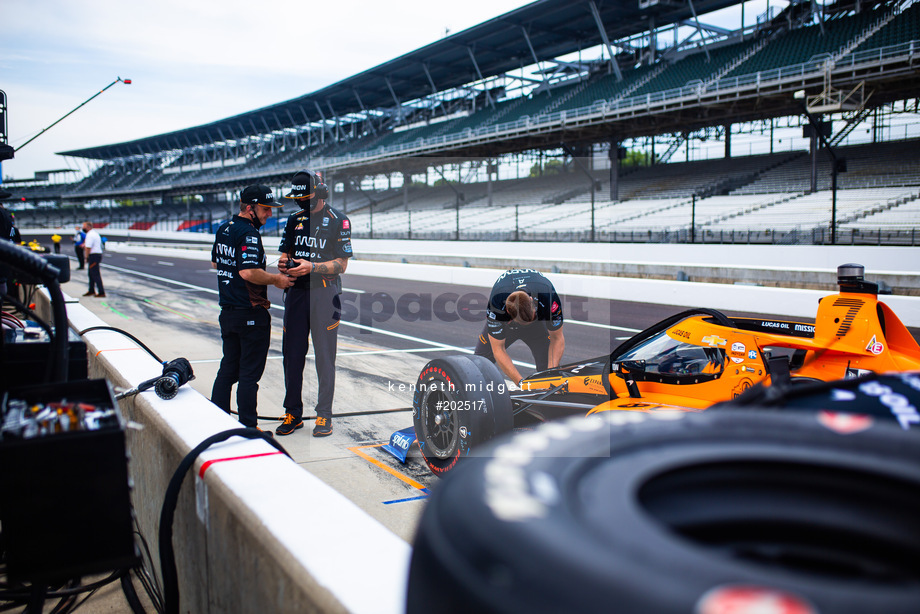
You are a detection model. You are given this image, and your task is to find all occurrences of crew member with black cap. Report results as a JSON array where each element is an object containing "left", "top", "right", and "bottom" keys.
[
  {"left": 210, "top": 185, "right": 293, "bottom": 433},
  {"left": 474, "top": 268, "right": 566, "bottom": 387},
  {"left": 276, "top": 170, "right": 353, "bottom": 437}
]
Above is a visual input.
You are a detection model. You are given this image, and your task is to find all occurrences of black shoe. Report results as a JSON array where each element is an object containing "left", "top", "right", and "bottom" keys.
[
  {"left": 276, "top": 413, "right": 303, "bottom": 436},
  {"left": 313, "top": 416, "right": 332, "bottom": 437},
  {"left": 256, "top": 426, "right": 274, "bottom": 438}
]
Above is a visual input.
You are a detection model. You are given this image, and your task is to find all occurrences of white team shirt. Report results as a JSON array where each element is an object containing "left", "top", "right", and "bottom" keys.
[{"left": 84, "top": 229, "right": 103, "bottom": 254}]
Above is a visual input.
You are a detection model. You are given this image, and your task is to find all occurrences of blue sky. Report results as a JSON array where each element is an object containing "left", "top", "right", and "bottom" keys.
[{"left": 1, "top": 0, "right": 775, "bottom": 181}]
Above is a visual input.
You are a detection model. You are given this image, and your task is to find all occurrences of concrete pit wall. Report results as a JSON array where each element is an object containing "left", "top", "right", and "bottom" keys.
[{"left": 36, "top": 292, "right": 409, "bottom": 614}]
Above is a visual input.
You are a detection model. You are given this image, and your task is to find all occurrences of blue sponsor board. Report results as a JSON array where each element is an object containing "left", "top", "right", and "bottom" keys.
[{"left": 382, "top": 426, "right": 417, "bottom": 463}]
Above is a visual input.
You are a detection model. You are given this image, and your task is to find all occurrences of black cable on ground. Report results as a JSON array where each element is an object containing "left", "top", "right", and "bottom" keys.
[
  {"left": 0, "top": 569, "right": 127, "bottom": 613},
  {"left": 131, "top": 527, "right": 164, "bottom": 614},
  {"left": 120, "top": 571, "right": 147, "bottom": 614},
  {"left": 237, "top": 406, "right": 414, "bottom": 422},
  {"left": 159, "top": 429, "right": 289, "bottom": 614}
]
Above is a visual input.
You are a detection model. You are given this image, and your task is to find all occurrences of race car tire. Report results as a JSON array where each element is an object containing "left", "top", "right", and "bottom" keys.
[
  {"left": 407, "top": 410, "right": 920, "bottom": 614},
  {"left": 413, "top": 355, "right": 512, "bottom": 477},
  {"left": 468, "top": 354, "right": 514, "bottom": 438}
]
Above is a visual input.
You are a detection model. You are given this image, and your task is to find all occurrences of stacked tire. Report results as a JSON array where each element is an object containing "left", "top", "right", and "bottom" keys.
[{"left": 408, "top": 409, "right": 920, "bottom": 614}]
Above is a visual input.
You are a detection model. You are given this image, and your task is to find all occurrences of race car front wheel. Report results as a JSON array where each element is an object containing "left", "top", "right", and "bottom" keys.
[
  {"left": 412, "top": 355, "right": 512, "bottom": 477},
  {"left": 408, "top": 409, "right": 920, "bottom": 613}
]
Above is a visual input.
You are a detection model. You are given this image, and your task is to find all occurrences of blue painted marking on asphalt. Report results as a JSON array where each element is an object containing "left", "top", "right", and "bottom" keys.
[{"left": 382, "top": 492, "right": 430, "bottom": 505}]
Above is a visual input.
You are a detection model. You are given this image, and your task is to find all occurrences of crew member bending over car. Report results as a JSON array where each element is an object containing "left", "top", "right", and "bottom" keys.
[{"left": 475, "top": 268, "right": 565, "bottom": 386}]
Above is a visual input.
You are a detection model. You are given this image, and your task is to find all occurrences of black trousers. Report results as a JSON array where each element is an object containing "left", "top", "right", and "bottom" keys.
[
  {"left": 75, "top": 245, "right": 85, "bottom": 269},
  {"left": 87, "top": 253, "right": 104, "bottom": 294},
  {"left": 474, "top": 322, "right": 551, "bottom": 372},
  {"left": 282, "top": 283, "right": 341, "bottom": 420},
  {"left": 211, "top": 307, "right": 271, "bottom": 427}
]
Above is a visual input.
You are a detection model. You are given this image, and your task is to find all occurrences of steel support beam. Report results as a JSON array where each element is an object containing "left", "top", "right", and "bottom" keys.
[{"left": 588, "top": 0, "right": 622, "bottom": 81}]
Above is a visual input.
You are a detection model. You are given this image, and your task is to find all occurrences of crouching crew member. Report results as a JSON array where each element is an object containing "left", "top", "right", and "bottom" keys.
[
  {"left": 276, "top": 170, "right": 353, "bottom": 437},
  {"left": 475, "top": 268, "right": 565, "bottom": 386},
  {"left": 210, "top": 185, "right": 292, "bottom": 433}
]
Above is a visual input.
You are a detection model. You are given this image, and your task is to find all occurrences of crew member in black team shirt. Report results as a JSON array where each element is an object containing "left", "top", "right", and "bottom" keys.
[
  {"left": 276, "top": 170, "right": 353, "bottom": 437},
  {"left": 210, "top": 185, "right": 292, "bottom": 433},
  {"left": 474, "top": 268, "right": 565, "bottom": 386}
]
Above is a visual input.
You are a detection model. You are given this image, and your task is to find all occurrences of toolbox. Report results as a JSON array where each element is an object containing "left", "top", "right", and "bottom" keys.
[{"left": 0, "top": 379, "right": 138, "bottom": 583}]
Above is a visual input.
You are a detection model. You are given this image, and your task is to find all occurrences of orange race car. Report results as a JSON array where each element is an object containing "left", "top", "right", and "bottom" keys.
[{"left": 409, "top": 263, "right": 920, "bottom": 475}]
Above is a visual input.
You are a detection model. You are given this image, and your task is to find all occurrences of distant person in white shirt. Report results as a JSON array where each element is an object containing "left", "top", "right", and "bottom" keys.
[{"left": 82, "top": 221, "right": 105, "bottom": 298}]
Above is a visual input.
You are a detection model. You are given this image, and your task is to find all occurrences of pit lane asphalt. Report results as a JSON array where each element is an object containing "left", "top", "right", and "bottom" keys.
[
  {"left": 52, "top": 247, "right": 675, "bottom": 542},
  {"left": 49, "top": 246, "right": 920, "bottom": 544}
]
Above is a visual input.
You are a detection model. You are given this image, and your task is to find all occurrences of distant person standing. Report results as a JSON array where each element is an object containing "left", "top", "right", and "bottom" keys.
[
  {"left": 210, "top": 185, "right": 293, "bottom": 432},
  {"left": 73, "top": 226, "right": 86, "bottom": 269},
  {"left": 275, "top": 170, "right": 353, "bottom": 437},
  {"left": 82, "top": 222, "right": 105, "bottom": 297}
]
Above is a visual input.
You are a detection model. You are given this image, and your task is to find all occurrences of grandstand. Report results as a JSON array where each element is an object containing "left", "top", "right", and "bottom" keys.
[{"left": 7, "top": 0, "right": 920, "bottom": 245}]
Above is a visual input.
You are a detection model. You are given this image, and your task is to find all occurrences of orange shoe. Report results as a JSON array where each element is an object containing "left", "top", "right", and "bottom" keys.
[
  {"left": 312, "top": 416, "right": 332, "bottom": 437},
  {"left": 276, "top": 413, "right": 303, "bottom": 436}
]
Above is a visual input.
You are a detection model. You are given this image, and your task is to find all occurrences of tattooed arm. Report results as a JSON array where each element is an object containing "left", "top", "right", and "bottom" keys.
[{"left": 309, "top": 257, "right": 349, "bottom": 276}]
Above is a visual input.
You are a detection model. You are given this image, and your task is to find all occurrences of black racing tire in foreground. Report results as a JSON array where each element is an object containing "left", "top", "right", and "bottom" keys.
[
  {"left": 408, "top": 410, "right": 920, "bottom": 614},
  {"left": 412, "top": 355, "right": 513, "bottom": 477}
]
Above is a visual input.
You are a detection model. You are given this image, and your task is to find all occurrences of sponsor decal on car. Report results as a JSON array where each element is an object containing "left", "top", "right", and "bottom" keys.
[
  {"left": 582, "top": 375, "right": 606, "bottom": 394},
  {"left": 702, "top": 335, "right": 727, "bottom": 347},
  {"left": 865, "top": 335, "right": 884, "bottom": 355},
  {"left": 731, "top": 378, "right": 753, "bottom": 398},
  {"left": 731, "top": 342, "right": 745, "bottom": 354}
]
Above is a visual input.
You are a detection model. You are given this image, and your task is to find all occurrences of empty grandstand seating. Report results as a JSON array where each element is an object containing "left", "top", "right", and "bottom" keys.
[
  {"left": 11, "top": 2, "right": 920, "bottom": 248},
  {"left": 850, "top": 1, "right": 920, "bottom": 53},
  {"left": 723, "top": 8, "right": 885, "bottom": 79}
]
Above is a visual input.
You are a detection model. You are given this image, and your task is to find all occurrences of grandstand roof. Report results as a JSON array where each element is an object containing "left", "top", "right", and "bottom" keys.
[{"left": 61, "top": 0, "right": 741, "bottom": 160}]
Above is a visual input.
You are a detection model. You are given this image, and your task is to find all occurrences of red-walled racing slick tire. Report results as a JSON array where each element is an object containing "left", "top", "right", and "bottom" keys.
[{"left": 412, "top": 355, "right": 513, "bottom": 477}]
